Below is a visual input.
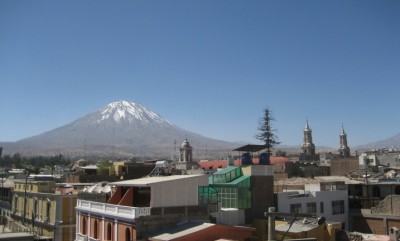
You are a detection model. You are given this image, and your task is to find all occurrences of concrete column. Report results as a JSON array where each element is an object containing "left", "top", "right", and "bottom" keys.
[
  {"left": 114, "top": 219, "right": 118, "bottom": 241},
  {"left": 384, "top": 217, "right": 388, "bottom": 235},
  {"left": 268, "top": 207, "right": 275, "bottom": 241},
  {"left": 76, "top": 212, "right": 79, "bottom": 235},
  {"left": 102, "top": 217, "right": 105, "bottom": 241},
  {"left": 88, "top": 214, "right": 91, "bottom": 238}
]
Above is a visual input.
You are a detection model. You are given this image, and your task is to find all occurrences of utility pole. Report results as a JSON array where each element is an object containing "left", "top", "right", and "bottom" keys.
[
  {"left": 23, "top": 170, "right": 30, "bottom": 225},
  {"left": 268, "top": 207, "right": 276, "bottom": 241}
]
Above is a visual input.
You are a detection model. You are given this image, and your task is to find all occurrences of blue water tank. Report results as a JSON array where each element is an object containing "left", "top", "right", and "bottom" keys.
[
  {"left": 241, "top": 153, "right": 252, "bottom": 165},
  {"left": 259, "top": 152, "right": 270, "bottom": 165}
]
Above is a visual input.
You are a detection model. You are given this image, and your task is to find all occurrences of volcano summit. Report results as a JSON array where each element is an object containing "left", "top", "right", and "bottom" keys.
[{"left": 10, "top": 100, "right": 235, "bottom": 157}]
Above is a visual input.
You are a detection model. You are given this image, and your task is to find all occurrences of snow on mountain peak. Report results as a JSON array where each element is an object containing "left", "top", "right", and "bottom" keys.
[{"left": 97, "top": 100, "right": 171, "bottom": 125}]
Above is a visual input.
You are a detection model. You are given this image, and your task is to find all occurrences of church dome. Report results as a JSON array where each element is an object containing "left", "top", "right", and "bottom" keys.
[{"left": 181, "top": 138, "right": 191, "bottom": 148}]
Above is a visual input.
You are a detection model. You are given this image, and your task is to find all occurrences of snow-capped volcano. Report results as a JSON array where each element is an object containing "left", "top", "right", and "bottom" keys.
[
  {"left": 13, "top": 100, "right": 236, "bottom": 157},
  {"left": 98, "top": 100, "right": 172, "bottom": 126}
]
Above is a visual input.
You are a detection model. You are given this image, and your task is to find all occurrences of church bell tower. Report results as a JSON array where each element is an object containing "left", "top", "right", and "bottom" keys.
[
  {"left": 338, "top": 124, "right": 350, "bottom": 157},
  {"left": 179, "top": 138, "right": 193, "bottom": 162},
  {"left": 301, "top": 120, "right": 316, "bottom": 156}
]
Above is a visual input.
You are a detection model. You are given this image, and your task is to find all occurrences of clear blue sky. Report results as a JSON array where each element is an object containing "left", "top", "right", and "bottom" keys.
[{"left": 1, "top": 1, "right": 399, "bottom": 148}]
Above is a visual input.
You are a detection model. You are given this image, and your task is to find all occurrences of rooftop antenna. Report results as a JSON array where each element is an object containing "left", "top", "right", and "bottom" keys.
[
  {"left": 113, "top": 122, "right": 115, "bottom": 160},
  {"left": 174, "top": 139, "right": 176, "bottom": 152},
  {"left": 174, "top": 139, "right": 177, "bottom": 161},
  {"left": 84, "top": 139, "right": 87, "bottom": 160},
  {"left": 206, "top": 143, "right": 208, "bottom": 160}
]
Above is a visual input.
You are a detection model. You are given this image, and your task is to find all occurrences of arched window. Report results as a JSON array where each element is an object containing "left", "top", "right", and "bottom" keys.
[
  {"left": 46, "top": 199, "right": 51, "bottom": 222},
  {"left": 82, "top": 217, "right": 87, "bottom": 235},
  {"left": 107, "top": 223, "right": 112, "bottom": 241},
  {"left": 125, "top": 228, "right": 131, "bottom": 241},
  {"left": 33, "top": 197, "right": 38, "bottom": 219},
  {"left": 13, "top": 195, "right": 18, "bottom": 213},
  {"left": 94, "top": 220, "right": 98, "bottom": 239}
]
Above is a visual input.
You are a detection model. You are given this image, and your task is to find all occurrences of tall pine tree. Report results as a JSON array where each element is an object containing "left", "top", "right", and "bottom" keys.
[{"left": 255, "top": 108, "right": 280, "bottom": 157}]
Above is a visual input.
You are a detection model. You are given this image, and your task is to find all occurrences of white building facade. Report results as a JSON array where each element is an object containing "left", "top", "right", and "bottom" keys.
[
  {"left": 75, "top": 174, "right": 209, "bottom": 241},
  {"left": 277, "top": 181, "right": 349, "bottom": 230}
]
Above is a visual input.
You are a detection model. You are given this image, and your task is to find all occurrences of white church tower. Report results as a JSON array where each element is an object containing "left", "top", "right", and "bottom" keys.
[{"left": 179, "top": 138, "right": 193, "bottom": 162}]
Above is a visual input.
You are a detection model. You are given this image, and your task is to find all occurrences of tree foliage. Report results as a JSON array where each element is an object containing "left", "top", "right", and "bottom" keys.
[
  {"left": 275, "top": 150, "right": 287, "bottom": 157},
  {"left": 255, "top": 108, "right": 280, "bottom": 156},
  {"left": 97, "top": 160, "right": 112, "bottom": 176},
  {"left": 0, "top": 154, "right": 71, "bottom": 173}
]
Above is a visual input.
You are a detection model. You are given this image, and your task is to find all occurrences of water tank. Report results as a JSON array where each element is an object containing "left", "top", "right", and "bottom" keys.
[
  {"left": 241, "top": 153, "right": 252, "bottom": 165},
  {"left": 259, "top": 152, "right": 270, "bottom": 165},
  {"left": 227, "top": 156, "right": 234, "bottom": 166}
]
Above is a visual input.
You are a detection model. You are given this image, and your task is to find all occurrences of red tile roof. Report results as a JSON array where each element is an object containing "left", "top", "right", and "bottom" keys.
[
  {"left": 197, "top": 160, "right": 228, "bottom": 170},
  {"left": 234, "top": 157, "right": 290, "bottom": 165},
  {"left": 199, "top": 157, "right": 290, "bottom": 169}
]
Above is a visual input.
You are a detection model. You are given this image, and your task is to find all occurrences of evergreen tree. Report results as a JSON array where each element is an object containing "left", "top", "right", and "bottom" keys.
[
  {"left": 97, "top": 160, "right": 112, "bottom": 176},
  {"left": 255, "top": 108, "right": 280, "bottom": 156}
]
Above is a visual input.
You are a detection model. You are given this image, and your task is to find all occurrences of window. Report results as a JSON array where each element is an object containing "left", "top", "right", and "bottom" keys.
[
  {"left": 306, "top": 202, "right": 316, "bottom": 213},
  {"left": 107, "top": 223, "right": 112, "bottom": 241},
  {"left": 373, "top": 186, "right": 380, "bottom": 197},
  {"left": 13, "top": 196, "right": 18, "bottom": 213},
  {"left": 290, "top": 203, "right": 302, "bottom": 213},
  {"left": 125, "top": 228, "right": 131, "bottom": 241},
  {"left": 46, "top": 201, "right": 51, "bottom": 222},
  {"left": 332, "top": 200, "right": 345, "bottom": 215},
  {"left": 395, "top": 186, "right": 400, "bottom": 195},
  {"left": 94, "top": 220, "right": 98, "bottom": 239},
  {"left": 82, "top": 217, "right": 87, "bottom": 235},
  {"left": 320, "top": 202, "right": 324, "bottom": 213},
  {"left": 33, "top": 198, "right": 38, "bottom": 219}
]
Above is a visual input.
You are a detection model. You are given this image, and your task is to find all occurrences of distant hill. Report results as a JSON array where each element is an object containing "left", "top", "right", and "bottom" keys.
[
  {"left": 1, "top": 100, "right": 238, "bottom": 158},
  {"left": 355, "top": 133, "right": 400, "bottom": 150},
  {"left": 2, "top": 100, "right": 398, "bottom": 159}
]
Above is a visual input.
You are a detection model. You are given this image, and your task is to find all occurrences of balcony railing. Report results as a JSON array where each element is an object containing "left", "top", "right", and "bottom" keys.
[{"left": 76, "top": 199, "right": 151, "bottom": 221}]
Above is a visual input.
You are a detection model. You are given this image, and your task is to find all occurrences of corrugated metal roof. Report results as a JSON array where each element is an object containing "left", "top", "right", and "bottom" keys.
[{"left": 111, "top": 174, "right": 205, "bottom": 187}]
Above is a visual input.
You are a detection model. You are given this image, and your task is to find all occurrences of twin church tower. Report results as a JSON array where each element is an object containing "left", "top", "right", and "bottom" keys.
[
  {"left": 301, "top": 120, "right": 350, "bottom": 161},
  {"left": 177, "top": 120, "right": 351, "bottom": 163}
]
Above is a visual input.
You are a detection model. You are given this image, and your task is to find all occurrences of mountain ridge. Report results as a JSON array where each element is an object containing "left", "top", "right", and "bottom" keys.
[
  {"left": 4, "top": 100, "right": 238, "bottom": 158},
  {"left": 1, "top": 100, "right": 400, "bottom": 157},
  {"left": 355, "top": 133, "right": 400, "bottom": 150}
]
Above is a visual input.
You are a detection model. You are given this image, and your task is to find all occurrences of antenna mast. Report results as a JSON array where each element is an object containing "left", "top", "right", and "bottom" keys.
[
  {"left": 84, "top": 139, "right": 87, "bottom": 159},
  {"left": 113, "top": 122, "right": 115, "bottom": 160}
]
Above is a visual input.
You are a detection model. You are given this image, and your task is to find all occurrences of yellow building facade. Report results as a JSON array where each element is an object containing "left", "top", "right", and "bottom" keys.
[{"left": 12, "top": 178, "right": 77, "bottom": 241}]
